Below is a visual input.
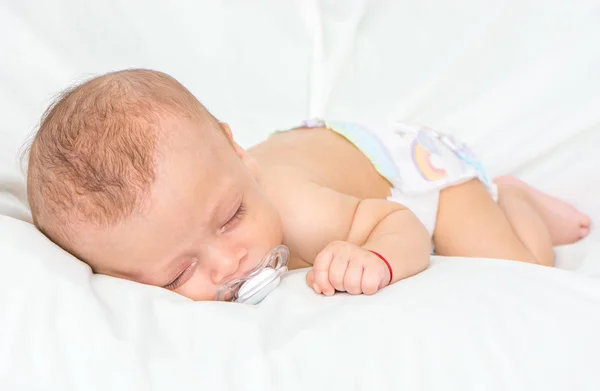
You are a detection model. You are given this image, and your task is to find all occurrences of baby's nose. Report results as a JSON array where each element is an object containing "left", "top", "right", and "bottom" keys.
[{"left": 209, "top": 247, "right": 248, "bottom": 285}]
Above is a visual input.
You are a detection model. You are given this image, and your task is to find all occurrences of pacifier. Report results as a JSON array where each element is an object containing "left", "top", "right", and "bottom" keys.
[{"left": 214, "top": 245, "right": 289, "bottom": 305}]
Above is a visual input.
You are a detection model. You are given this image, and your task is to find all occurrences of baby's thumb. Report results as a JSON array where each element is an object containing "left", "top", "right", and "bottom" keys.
[{"left": 305, "top": 269, "right": 315, "bottom": 287}]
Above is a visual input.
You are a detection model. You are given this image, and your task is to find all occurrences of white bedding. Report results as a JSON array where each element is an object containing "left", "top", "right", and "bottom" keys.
[{"left": 1, "top": 1, "right": 600, "bottom": 390}]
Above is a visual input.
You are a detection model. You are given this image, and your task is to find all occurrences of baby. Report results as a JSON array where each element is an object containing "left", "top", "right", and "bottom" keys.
[{"left": 26, "top": 69, "right": 591, "bottom": 301}]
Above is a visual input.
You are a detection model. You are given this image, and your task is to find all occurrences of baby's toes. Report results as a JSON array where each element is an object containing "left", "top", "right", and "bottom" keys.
[
  {"left": 580, "top": 213, "right": 591, "bottom": 228},
  {"left": 580, "top": 215, "right": 591, "bottom": 238},
  {"left": 578, "top": 213, "right": 591, "bottom": 238}
]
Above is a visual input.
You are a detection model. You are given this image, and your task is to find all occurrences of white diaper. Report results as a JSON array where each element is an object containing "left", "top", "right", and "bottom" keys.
[{"left": 377, "top": 122, "right": 498, "bottom": 236}]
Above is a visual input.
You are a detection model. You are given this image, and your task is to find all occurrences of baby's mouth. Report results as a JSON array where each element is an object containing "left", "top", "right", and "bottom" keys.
[{"left": 214, "top": 245, "right": 290, "bottom": 304}]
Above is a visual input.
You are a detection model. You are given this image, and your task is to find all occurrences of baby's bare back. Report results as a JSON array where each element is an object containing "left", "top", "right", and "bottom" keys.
[{"left": 250, "top": 127, "right": 390, "bottom": 199}]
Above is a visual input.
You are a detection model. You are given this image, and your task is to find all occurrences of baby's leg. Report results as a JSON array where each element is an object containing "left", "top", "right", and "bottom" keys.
[
  {"left": 433, "top": 179, "right": 554, "bottom": 266},
  {"left": 494, "top": 176, "right": 590, "bottom": 245}
]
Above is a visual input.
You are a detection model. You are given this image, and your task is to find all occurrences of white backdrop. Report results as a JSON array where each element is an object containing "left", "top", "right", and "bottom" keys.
[
  {"left": 2, "top": 1, "right": 600, "bottom": 390},
  {"left": 2, "top": 1, "right": 599, "bottom": 217}
]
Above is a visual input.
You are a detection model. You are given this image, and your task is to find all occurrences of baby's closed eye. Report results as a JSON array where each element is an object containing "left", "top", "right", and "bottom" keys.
[
  {"left": 164, "top": 260, "right": 198, "bottom": 290},
  {"left": 220, "top": 201, "right": 246, "bottom": 232}
]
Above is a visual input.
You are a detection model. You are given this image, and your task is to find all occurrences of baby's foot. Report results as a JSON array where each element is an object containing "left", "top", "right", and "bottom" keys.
[{"left": 494, "top": 176, "right": 591, "bottom": 245}]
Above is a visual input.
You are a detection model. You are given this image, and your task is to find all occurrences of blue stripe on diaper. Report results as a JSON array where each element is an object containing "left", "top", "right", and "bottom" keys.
[{"left": 324, "top": 120, "right": 401, "bottom": 184}]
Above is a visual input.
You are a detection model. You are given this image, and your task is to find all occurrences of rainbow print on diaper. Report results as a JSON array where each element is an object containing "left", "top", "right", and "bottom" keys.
[
  {"left": 411, "top": 130, "right": 448, "bottom": 181},
  {"left": 439, "top": 134, "right": 491, "bottom": 184}
]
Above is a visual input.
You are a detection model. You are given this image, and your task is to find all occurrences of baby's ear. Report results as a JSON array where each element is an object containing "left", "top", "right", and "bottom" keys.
[
  {"left": 219, "top": 122, "right": 243, "bottom": 157},
  {"left": 219, "top": 122, "right": 234, "bottom": 142},
  {"left": 219, "top": 122, "right": 260, "bottom": 179}
]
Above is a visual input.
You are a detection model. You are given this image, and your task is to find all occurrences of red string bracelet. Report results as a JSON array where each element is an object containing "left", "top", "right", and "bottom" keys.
[{"left": 368, "top": 250, "right": 393, "bottom": 285}]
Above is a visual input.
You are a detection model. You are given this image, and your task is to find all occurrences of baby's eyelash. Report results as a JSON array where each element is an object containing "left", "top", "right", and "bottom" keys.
[
  {"left": 164, "top": 261, "right": 196, "bottom": 290},
  {"left": 230, "top": 203, "right": 246, "bottom": 223},
  {"left": 219, "top": 201, "right": 246, "bottom": 234},
  {"left": 222, "top": 202, "right": 246, "bottom": 230},
  {"left": 164, "top": 276, "right": 183, "bottom": 291}
]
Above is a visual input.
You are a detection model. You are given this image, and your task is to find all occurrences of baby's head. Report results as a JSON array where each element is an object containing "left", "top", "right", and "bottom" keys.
[{"left": 26, "top": 69, "right": 283, "bottom": 300}]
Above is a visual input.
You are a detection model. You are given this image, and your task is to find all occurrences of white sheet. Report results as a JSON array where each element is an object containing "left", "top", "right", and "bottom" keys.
[
  {"left": 2, "top": 216, "right": 600, "bottom": 390},
  {"left": 2, "top": 1, "right": 600, "bottom": 390}
]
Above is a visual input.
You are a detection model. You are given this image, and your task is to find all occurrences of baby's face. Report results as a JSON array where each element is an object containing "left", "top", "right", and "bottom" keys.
[{"left": 75, "top": 119, "right": 283, "bottom": 300}]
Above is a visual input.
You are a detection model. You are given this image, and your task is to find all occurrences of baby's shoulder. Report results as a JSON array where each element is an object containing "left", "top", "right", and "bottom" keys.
[
  {"left": 259, "top": 164, "right": 319, "bottom": 207},
  {"left": 260, "top": 167, "right": 360, "bottom": 259}
]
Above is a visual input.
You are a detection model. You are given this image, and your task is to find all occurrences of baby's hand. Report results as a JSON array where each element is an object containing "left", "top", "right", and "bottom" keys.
[{"left": 306, "top": 241, "right": 391, "bottom": 296}]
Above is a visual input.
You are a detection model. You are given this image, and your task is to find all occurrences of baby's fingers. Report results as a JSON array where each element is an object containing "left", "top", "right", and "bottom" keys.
[
  {"left": 343, "top": 261, "right": 364, "bottom": 295},
  {"left": 361, "top": 266, "right": 381, "bottom": 295},
  {"left": 311, "top": 250, "right": 335, "bottom": 295},
  {"left": 305, "top": 269, "right": 315, "bottom": 287},
  {"left": 328, "top": 255, "right": 350, "bottom": 292}
]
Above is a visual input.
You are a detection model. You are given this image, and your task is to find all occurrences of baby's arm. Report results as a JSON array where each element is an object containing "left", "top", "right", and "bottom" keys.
[
  {"left": 351, "top": 199, "right": 431, "bottom": 281},
  {"left": 303, "top": 193, "right": 431, "bottom": 295}
]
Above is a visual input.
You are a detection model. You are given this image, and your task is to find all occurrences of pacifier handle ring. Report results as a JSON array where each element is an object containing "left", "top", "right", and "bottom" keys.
[{"left": 214, "top": 245, "right": 290, "bottom": 302}]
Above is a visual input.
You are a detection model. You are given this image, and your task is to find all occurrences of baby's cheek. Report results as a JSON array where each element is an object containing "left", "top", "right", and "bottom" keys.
[
  {"left": 177, "top": 271, "right": 217, "bottom": 301},
  {"left": 260, "top": 201, "right": 284, "bottom": 239},
  {"left": 245, "top": 217, "right": 281, "bottom": 252}
]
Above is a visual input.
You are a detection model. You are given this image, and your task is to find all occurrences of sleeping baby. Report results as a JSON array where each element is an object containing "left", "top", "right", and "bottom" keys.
[{"left": 25, "top": 69, "right": 590, "bottom": 302}]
